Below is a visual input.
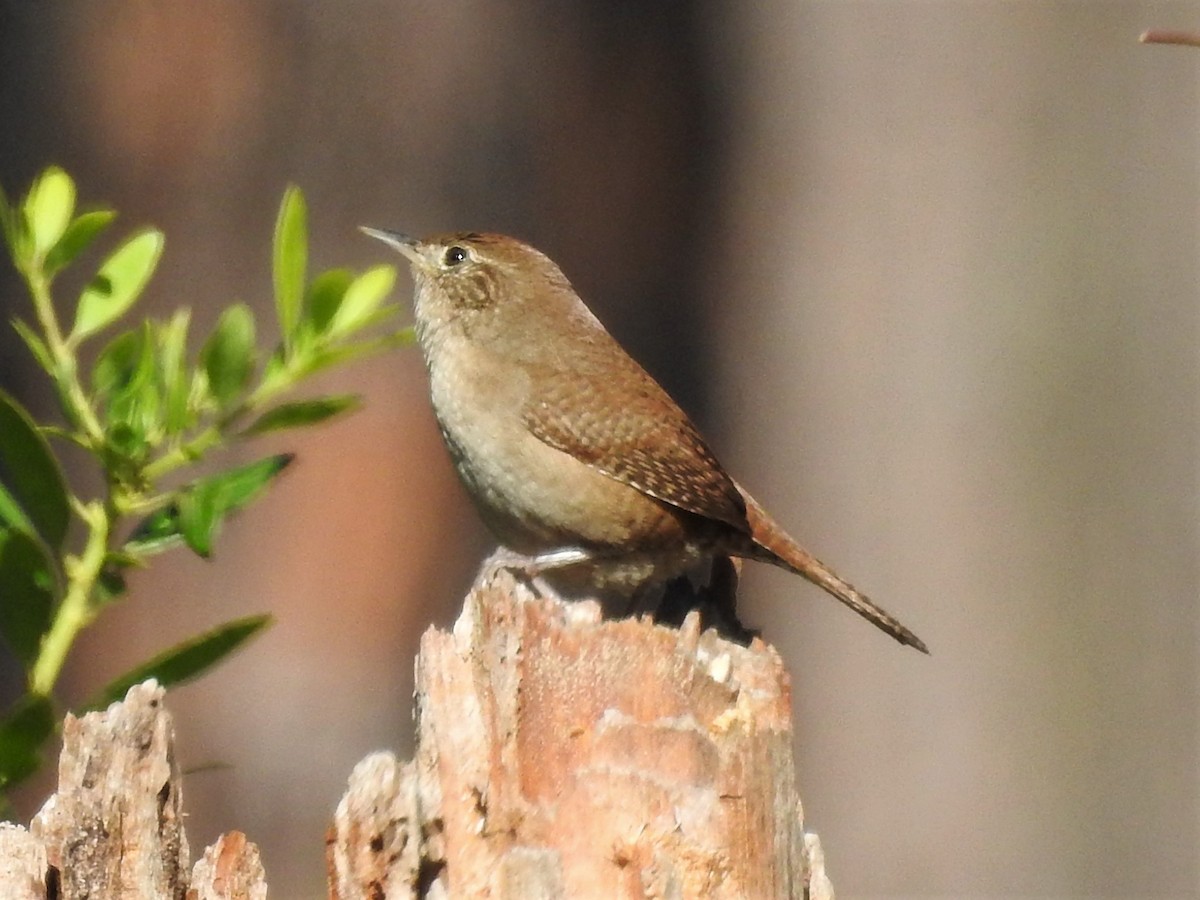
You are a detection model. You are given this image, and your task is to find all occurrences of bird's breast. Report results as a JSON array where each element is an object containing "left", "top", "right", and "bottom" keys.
[{"left": 421, "top": 330, "right": 693, "bottom": 557}]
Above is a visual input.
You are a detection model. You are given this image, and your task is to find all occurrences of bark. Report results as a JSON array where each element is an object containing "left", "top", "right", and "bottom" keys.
[
  {"left": 188, "top": 831, "right": 268, "bottom": 900},
  {"left": 0, "top": 822, "right": 46, "bottom": 900}
]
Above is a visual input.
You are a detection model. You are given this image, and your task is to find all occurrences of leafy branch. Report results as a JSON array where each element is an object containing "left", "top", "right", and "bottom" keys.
[{"left": 0, "top": 167, "right": 411, "bottom": 798}]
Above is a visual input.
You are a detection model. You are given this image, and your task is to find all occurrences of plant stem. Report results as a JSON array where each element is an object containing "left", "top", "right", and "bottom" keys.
[
  {"left": 24, "top": 268, "right": 105, "bottom": 446},
  {"left": 20, "top": 267, "right": 114, "bottom": 697},
  {"left": 143, "top": 425, "right": 223, "bottom": 482},
  {"left": 30, "top": 501, "right": 109, "bottom": 696}
]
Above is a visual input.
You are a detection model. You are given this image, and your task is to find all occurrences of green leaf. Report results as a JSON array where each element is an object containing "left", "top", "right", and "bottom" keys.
[
  {"left": 177, "top": 489, "right": 219, "bottom": 557},
  {"left": 345, "top": 303, "right": 401, "bottom": 335},
  {"left": 182, "top": 454, "right": 293, "bottom": 556},
  {"left": 0, "top": 485, "right": 34, "bottom": 538},
  {"left": 297, "top": 324, "right": 410, "bottom": 379},
  {"left": 304, "top": 268, "right": 353, "bottom": 336},
  {"left": 273, "top": 187, "right": 307, "bottom": 348},
  {"left": 88, "top": 614, "right": 273, "bottom": 710},
  {"left": 23, "top": 167, "right": 75, "bottom": 260},
  {"left": 70, "top": 228, "right": 164, "bottom": 344},
  {"left": 2, "top": 194, "right": 31, "bottom": 265},
  {"left": 0, "top": 389, "right": 70, "bottom": 551},
  {"left": 256, "top": 350, "right": 288, "bottom": 396},
  {"left": 242, "top": 394, "right": 361, "bottom": 436},
  {"left": 93, "top": 324, "right": 160, "bottom": 459},
  {"left": 157, "top": 310, "right": 192, "bottom": 435},
  {"left": 127, "top": 454, "right": 294, "bottom": 558},
  {"left": 0, "top": 694, "right": 55, "bottom": 789},
  {"left": 93, "top": 326, "right": 148, "bottom": 402},
  {"left": 123, "top": 503, "right": 185, "bottom": 556},
  {"left": 44, "top": 209, "right": 116, "bottom": 278},
  {"left": 330, "top": 265, "right": 396, "bottom": 338},
  {"left": 10, "top": 319, "right": 54, "bottom": 374},
  {"left": 0, "top": 530, "right": 55, "bottom": 667},
  {"left": 200, "top": 304, "right": 255, "bottom": 409}
]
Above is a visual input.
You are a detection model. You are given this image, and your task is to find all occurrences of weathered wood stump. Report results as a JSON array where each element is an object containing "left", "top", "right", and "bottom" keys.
[
  {"left": 327, "top": 569, "right": 833, "bottom": 899},
  {"left": 0, "top": 680, "right": 268, "bottom": 899},
  {"left": 0, "top": 569, "right": 833, "bottom": 898}
]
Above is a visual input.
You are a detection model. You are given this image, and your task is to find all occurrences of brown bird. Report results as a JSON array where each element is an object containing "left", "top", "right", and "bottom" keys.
[{"left": 363, "top": 228, "right": 927, "bottom": 653}]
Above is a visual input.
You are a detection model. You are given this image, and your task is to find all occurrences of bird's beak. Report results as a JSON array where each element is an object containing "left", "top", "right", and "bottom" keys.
[{"left": 359, "top": 226, "right": 422, "bottom": 266}]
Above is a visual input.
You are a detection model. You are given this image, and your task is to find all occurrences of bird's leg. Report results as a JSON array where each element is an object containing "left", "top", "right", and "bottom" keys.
[{"left": 621, "top": 579, "right": 664, "bottom": 617}]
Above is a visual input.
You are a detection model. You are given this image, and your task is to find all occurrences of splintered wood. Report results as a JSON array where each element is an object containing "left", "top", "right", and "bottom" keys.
[
  {"left": 0, "top": 681, "right": 268, "bottom": 900},
  {"left": 327, "top": 569, "right": 833, "bottom": 899},
  {"left": 31, "top": 680, "right": 189, "bottom": 898}
]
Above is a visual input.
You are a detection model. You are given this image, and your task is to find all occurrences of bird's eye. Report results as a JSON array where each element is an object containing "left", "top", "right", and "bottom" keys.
[{"left": 443, "top": 246, "right": 468, "bottom": 267}]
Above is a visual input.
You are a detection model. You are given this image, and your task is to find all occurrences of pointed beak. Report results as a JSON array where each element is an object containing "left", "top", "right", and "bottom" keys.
[{"left": 359, "top": 226, "right": 422, "bottom": 266}]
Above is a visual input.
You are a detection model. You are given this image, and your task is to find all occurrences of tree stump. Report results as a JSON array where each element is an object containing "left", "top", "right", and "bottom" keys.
[
  {"left": 328, "top": 568, "right": 833, "bottom": 899},
  {"left": 0, "top": 681, "right": 268, "bottom": 900}
]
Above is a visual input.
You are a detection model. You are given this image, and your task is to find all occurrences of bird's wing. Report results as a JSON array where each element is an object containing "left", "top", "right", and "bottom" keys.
[{"left": 522, "top": 346, "right": 750, "bottom": 533}]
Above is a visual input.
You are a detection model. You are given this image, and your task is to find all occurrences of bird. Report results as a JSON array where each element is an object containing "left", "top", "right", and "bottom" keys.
[{"left": 362, "top": 227, "right": 927, "bottom": 653}]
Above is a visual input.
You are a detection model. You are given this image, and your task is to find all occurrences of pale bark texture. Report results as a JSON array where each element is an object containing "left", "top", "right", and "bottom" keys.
[
  {"left": 188, "top": 831, "right": 268, "bottom": 900},
  {"left": 327, "top": 569, "right": 834, "bottom": 899},
  {"left": 0, "top": 822, "right": 47, "bottom": 900}
]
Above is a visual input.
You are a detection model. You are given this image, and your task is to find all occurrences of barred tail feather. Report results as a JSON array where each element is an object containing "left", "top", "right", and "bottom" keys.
[{"left": 737, "top": 486, "right": 929, "bottom": 654}]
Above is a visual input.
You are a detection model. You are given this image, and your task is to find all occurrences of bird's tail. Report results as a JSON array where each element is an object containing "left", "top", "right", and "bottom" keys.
[{"left": 737, "top": 486, "right": 929, "bottom": 654}]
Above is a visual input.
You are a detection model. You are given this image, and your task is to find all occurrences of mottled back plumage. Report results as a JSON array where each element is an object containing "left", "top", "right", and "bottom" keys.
[{"left": 523, "top": 344, "right": 751, "bottom": 534}]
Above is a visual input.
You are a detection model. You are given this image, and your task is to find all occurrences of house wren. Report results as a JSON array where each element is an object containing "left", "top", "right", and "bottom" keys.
[{"left": 363, "top": 228, "right": 927, "bottom": 653}]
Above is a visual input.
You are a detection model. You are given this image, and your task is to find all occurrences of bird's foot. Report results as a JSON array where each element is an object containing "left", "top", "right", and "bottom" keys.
[{"left": 477, "top": 546, "right": 594, "bottom": 599}]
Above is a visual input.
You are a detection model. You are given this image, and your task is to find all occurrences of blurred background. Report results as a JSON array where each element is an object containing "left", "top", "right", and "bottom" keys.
[{"left": 1, "top": 2, "right": 1197, "bottom": 897}]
